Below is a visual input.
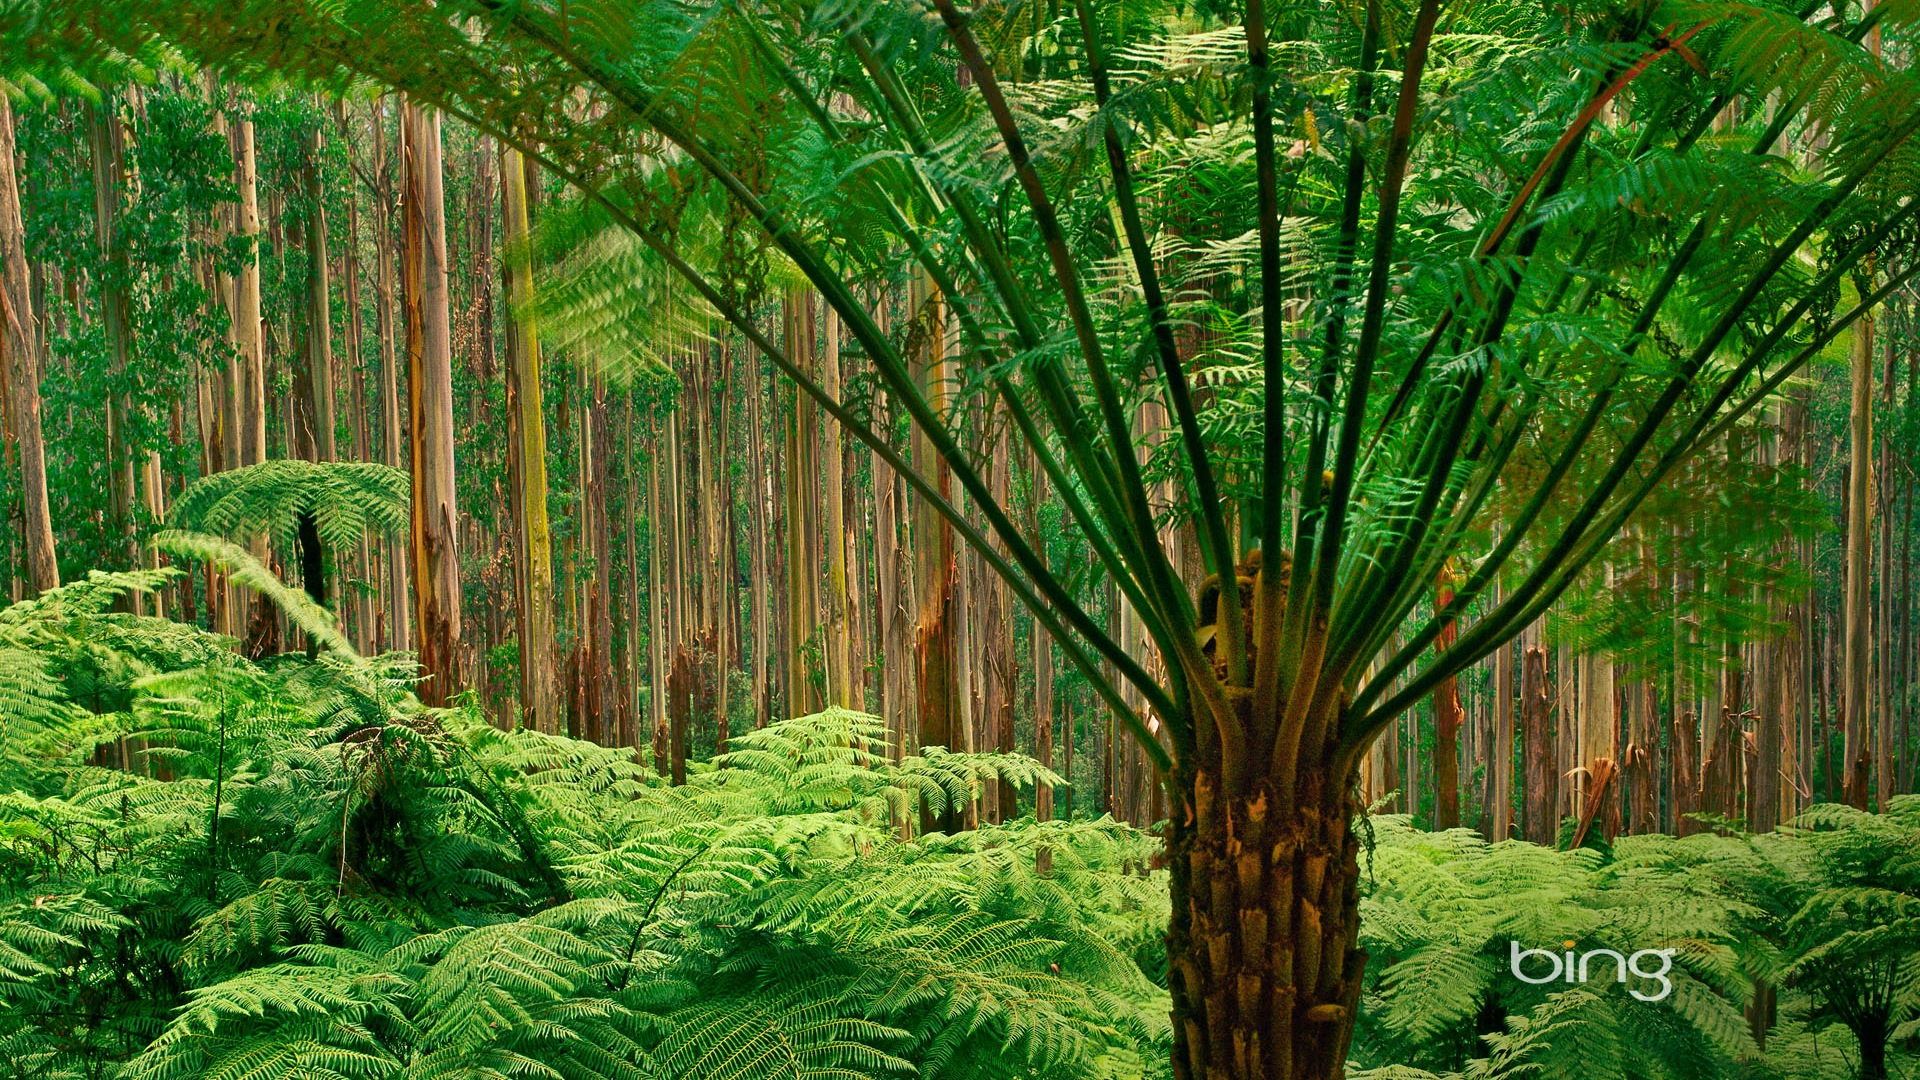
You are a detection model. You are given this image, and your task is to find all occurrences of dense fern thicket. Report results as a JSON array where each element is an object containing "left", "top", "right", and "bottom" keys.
[
  {"left": 1, "top": 566, "right": 1915, "bottom": 1078},
  {"left": 0, "top": 571, "right": 1171, "bottom": 1079}
]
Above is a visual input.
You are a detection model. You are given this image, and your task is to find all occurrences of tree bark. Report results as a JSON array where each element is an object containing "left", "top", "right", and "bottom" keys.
[
  {"left": 1843, "top": 310, "right": 1873, "bottom": 809},
  {"left": 648, "top": 418, "right": 668, "bottom": 771},
  {"left": 501, "top": 145, "right": 557, "bottom": 733},
  {"left": 298, "top": 117, "right": 336, "bottom": 464},
  {"left": 1876, "top": 324, "right": 1895, "bottom": 810},
  {"left": 821, "top": 306, "right": 852, "bottom": 708},
  {"left": 401, "top": 100, "right": 461, "bottom": 705},
  {"left": 1029, "top": 447, "right": 1054, "bottom": 821},
  {"left": 337, "top": 101, "right": 374, "bottom": 652},
  {"left": 1489, "top": 635, "right": 1512, "bottom": 840},
  {"left": 748, "top": 345, "right": 772, "bottom": 729},
  {"left": 1521, "top": 645, "right": 1555, "bottom": 845},
  {"left": 89, "top": 92, "right": 142, "bottom": 605},
  {"left": 583, "top": 374, "right": 613, "bottom": 744},
  {"left": 372, "top": 98, "right": 410, "bottom": 653},
  {"left": 0, "top": 94, "right": 56, "bottom": 594},
  {"left": 1431, "top": 571, "right": 1462, "bottom": 830},
  {"left": 1165, "top": 693, "right": 1365, "bottom": 1080},
  {"left": 783, "top": 290, "right": 822, "bottom": 716},
  {"left": 908, "top": 275, "right": 958, "bottom": 834}
]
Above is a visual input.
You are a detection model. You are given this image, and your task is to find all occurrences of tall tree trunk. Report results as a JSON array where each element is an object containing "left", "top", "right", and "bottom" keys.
[
  {"left": 874, "top": 387, "right": 906, "bottom": 754},
  {"left": 821, "top": 307, "right": 852, "bottom": 707},
  {"left": 1673, "top": 705, "right": 1700, "bottom": 837},
  {"left": 583, "top": 374, "right": 613, "bottom": 743},
  {"left": 298, "top": 118, "right": 336, "bottom": 463},
  {"left": 1877, "top": 325, "right": 1895, "bottom": 809},
  {"left": 783, "top": 291, "right": 821, "bottom": 716},
  {"left": 231, "top": 110, "right": 266, "bottom": 475},
  {"left": 1521, "top": 644, "right": 1555, "bottom": 845},
  {"left": 1028, "top": 446, "right": 1053, "bottom": 821},
  {"left": 748, "top": 345, "right": 772, "bottom": 729},
  {"left": 337, "top": 102, "right": 374, "bottom": 651},
  {"left": 401, "top": 100, "right": 461, "bottom": 705},
  {"left": 0, "top": 94, "right": 56, "bottom": 594},
  {"left": 1488, "top": 633, "right": 1512, "bottom": 840},
  {"left": 986, "top": 413, "right": 1016, "bottom": 820},
  {"left": 647, "top": 421, "right": 668, "bottom": 771},
  {"left": 909, "top": 275, "right": 958, "bottom": 833},
  {"left": 89, "top": 93, "right": 141, "bottom": 603},
  {"left": 1843, "top": 310, "right": 1874, "bottom": 809},
  {"left": 372, "top": 98, "right": 410, "bottom": 653},
  {"left": 1626, "top": 681, "right": 1658, "bottom": 835},
  {"left": 501, "top": 145, "right": 557, "bottom": 734},
  {"left": 1431, "top": 571, "right": 1462, "bottom": 830}
]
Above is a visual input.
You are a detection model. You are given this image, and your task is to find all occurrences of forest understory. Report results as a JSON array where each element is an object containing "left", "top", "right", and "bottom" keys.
[{"left": 4, "top": 0, "right": 1920, "bottom": 1078}]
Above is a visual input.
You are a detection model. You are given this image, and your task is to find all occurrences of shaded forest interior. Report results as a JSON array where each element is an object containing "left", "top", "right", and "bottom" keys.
[
  {"left": 5, "top": 86, "right": 1916, "bottom": 837},
  {"left": 11, "top": 3, "right": 1920, "bottom": 1078}
]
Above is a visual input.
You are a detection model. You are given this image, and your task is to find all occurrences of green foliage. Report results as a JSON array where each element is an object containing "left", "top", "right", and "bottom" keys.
[
  {"left": 0, "top": 570, "right": 1170, "bottom": 1080},
  {"left": 166, "top": 460, "right": 410, "bottom": 554}
]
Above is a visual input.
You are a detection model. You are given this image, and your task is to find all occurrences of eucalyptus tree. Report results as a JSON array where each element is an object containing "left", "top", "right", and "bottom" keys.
[
  {"left": 0, "top": 92, "right": 56, "bottom": 594},
  {"left": 30, "top": 0, "right": 1920, "bottom": 1077}
]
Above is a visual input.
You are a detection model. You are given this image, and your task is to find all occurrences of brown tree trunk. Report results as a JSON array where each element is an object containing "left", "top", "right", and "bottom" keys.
[
  {"left": 667, "top": 646, "right": 691, "bottom": 786},
  {"left": 1843, "top": 310, "right": 1873, "bottom": 809},
  {"left": 1488, "top": 636, "right": 1513, "bottom": 840},
  {"left": 1672, "top": 707, "right": 1700, "bottom": 836},
  {"left": 298, "top": 117, "right": 336, "bottom": 464},
  {"left": 1431, "top": 572, "right": 1462, "bottom": 830},
  {"left": 585, "top": 375, "right": 613, "bottom": 744},
  {"left": 89, "top": 93, "right": 141, "bottom": 603},
  {"left": 337, "top": 102, "right": 374, "bottom": 651},
  {"left": 1165, "top": 694, "right": 1365, "bottom": 1080},
  {"left": 821, "top": 307, "right": 852, "bottom": 707},
  {"left": 372, "top": 98, "right": 410, "bottom": 653},
  {"left": 783, "top": 292, "right": 822, "bottom": 717},
  {"left": 1626, "top": 682, "right": 1658, "bottom": 835},
  {"left": 985, "top": 412, "right": 1016, "bottom": 821},
  {"left": 1877, "top": 326, "right": 1895, "bottom": 809},
  {"left": 1521, "top": 645, "right": 1555, "bottom": 845},
  {"left": 908, "top": 276, "right": 958, "bottom": 834},
  {"left": 0, "top": 95, "right": 56, "bottom": 594},
  {"left": 875, "top": 390, "right": 907, "bottom": 754},
  {"left": 1029, "top": 447, "right": 1054, "bottom": 821},
  {"left": 1700, "top": 706, "right": 1743, "bottom": 831},
  {"left": 401, "top": 100, "right": 461, "bottom": 705},
  {"left": 748, "top": 348, "right": 772, "bottom": 730}
]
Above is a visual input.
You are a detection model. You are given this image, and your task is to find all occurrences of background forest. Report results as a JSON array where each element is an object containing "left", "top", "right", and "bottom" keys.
[{"left": 2, "top": 0, "right": 1920, "bottom": 1077}]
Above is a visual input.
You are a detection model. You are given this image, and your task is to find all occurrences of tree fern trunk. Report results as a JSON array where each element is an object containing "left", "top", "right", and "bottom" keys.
[{"left": 1166, "top": 695, "right": 1365, "bottom": 1080}]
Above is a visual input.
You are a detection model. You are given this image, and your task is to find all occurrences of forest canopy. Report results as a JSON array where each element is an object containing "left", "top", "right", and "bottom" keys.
[{"left": 1, "top": 0, "right": 1919, "bottom": 1078}]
